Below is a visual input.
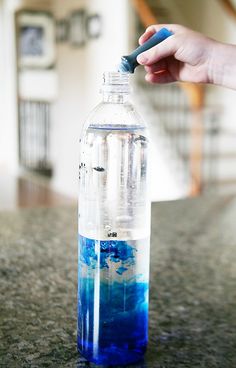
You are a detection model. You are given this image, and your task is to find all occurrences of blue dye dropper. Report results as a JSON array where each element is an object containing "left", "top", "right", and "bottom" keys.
[{"left": 118, "top": 27, "right": 173, "bottom": 73}]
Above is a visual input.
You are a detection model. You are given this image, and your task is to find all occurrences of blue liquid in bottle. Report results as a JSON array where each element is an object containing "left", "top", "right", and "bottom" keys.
[
  {"left": 77, "top": 236, "right": 149, "bottom": 365},
  {"left": 78, "top": 72, "right": 151, "bottom": 365}
]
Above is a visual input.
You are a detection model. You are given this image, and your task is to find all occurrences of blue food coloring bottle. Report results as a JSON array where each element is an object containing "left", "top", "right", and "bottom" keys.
[{"left": 78, "top": 72, "right": 151, "bottom": 365}]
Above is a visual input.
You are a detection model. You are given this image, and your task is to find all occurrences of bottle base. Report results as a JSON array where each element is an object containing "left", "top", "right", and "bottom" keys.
[{"left": 77, "top": 341, "right": 147, "bottom": 366}]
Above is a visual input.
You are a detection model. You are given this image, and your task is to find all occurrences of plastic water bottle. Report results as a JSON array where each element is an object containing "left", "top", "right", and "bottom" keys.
[{"left": 77, "top": 71, "right": 151, "bottom": 365}]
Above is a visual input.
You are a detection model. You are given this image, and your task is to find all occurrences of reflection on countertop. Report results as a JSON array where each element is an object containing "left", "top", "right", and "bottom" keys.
[{"left": 0, "top": 172, "right": 75, "bottom": 210}]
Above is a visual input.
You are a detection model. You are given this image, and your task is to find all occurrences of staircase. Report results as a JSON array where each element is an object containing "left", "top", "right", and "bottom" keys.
[
  {"left": 131, "top": 0, "right": 236, "bottom": 199},
  {"left": 133, "top": 69, "right": 222, "bottom": 201},
  {"left": 133, "top": 71, "right": 189, "bottom": 201}
]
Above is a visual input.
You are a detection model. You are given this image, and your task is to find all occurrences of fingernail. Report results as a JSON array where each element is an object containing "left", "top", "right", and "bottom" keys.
[{"left": 137, "top": 54, "right": 148, "bottom": 65}]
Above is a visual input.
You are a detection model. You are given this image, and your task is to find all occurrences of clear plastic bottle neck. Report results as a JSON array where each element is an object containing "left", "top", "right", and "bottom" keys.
[{"left": 100, "top": 72, "right": 130, "bottom": 104}]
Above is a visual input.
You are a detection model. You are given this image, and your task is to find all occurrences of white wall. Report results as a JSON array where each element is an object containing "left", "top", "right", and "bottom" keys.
[
  {"left": 173, "top": 0, "right": 235, "bottom": 41},
  {"left": 0, "top": 0, "right": 5, "bottom": 169},
  {"left": 0, "top": 0, "right": 19, "bottom": 173},
  {"left": 50, "top": 0, "right": 132, "bottom": 197}
]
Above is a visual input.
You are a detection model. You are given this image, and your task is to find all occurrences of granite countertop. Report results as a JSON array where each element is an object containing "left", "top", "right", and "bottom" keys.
[{"left": 1, "top": 195, "right": 236, "bottom": 367}]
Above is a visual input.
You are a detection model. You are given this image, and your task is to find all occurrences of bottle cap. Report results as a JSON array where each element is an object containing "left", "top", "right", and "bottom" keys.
[{"left": 101, "top": 71, "right": 130, "bottom": 94}]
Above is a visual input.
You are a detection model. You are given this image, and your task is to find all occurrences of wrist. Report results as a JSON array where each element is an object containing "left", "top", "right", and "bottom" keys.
[{"left": 208, "top": 41, "right": 236, "bottom": 89}]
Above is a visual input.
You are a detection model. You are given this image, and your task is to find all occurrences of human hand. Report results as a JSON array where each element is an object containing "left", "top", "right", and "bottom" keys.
[{"left": 137, "top": 24, "right": 216, "bottom": 85}]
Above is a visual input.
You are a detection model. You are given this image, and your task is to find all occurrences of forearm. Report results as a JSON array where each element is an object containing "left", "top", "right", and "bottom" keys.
[{"left": 208, "top": 41, "right": 236, "bottom": 89}]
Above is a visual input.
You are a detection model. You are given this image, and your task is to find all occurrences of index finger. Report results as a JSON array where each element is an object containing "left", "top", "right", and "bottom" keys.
[{"left": 138, "top": 24, "right": 186, "bottom": 45}]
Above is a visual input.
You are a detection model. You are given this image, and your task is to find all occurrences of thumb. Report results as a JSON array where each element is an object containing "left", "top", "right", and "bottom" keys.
[{"left": 137, "top": 35, "right": 179, "bottom": 66}]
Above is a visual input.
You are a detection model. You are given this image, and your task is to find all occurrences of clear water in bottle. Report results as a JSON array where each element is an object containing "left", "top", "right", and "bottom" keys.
[{"left": 77, "top": 72, "right": 151, "bottom": 365}]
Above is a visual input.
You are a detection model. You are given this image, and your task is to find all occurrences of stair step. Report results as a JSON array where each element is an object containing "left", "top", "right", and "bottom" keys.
[
  {"left": 181, "top": 152, "right": 236, "bottom": 161},
  {"left": 208, "top": 178, "right": 236, "bottom": 185},
  {"left": 204, "top": 179, "right": 236, "bottom": 195}
]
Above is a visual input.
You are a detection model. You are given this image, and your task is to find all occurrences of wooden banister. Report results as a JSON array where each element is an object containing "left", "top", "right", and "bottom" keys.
[
  {"left": 131, "top": 0, "right": 158, "bottom": 26},
  {"left": 181, "top": 83, "right": 205, "bottom": 196},
  {"left": 219, "top": 0, "right": 236, "bottom": 21},
  {"left": 131, "top": 0, "right": 205, "bottom": 196}
]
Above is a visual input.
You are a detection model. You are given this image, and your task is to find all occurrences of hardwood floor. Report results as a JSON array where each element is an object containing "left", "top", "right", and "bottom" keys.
[{"left": 0, "top": 173, "right": 76, "bottom": 210}]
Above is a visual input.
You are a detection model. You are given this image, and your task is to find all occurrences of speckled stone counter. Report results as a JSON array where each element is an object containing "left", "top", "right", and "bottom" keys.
[{"left": 1, "top": 195, "right": 236, "bottom": 367}]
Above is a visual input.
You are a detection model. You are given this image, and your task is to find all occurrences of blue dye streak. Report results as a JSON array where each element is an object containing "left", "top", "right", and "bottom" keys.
[
  {"left": 79, "top": 235, "right": 136, "bottom": 274},
  {"left": 77, "top": 235, "right": 149, "bottom": 365}
]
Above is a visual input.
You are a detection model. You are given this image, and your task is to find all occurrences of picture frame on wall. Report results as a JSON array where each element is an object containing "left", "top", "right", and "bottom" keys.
[
  {"left": 70, "top": 9, "right": 87, "bottom": 47},
  {"left": 86, "top": 14, "right": 102, "bottom": 39},
  {"left": 17, "top": 12, "right": 55, "bottom": 69}
]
